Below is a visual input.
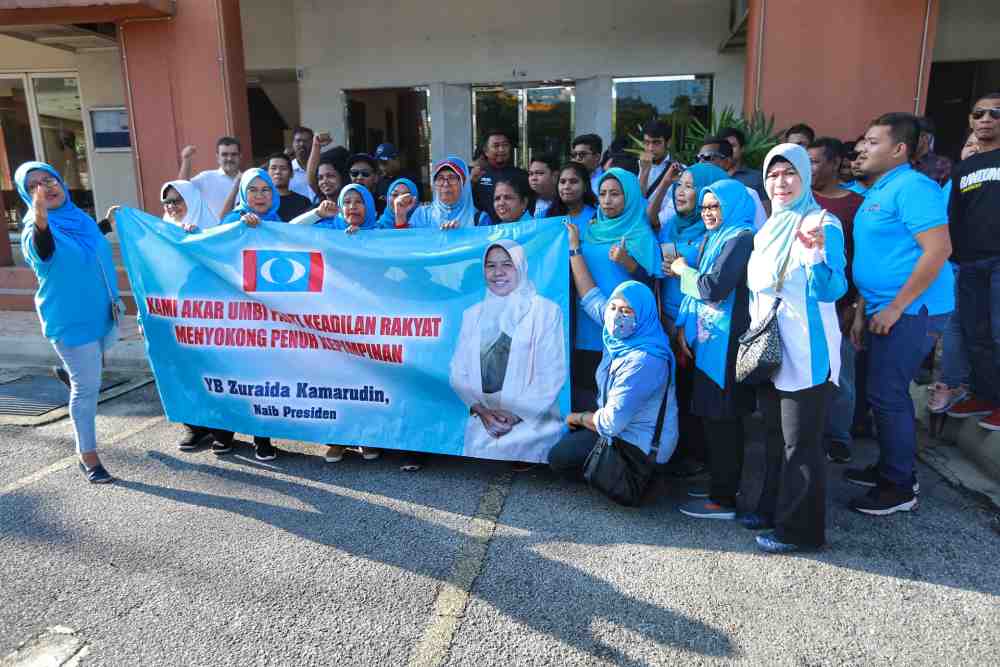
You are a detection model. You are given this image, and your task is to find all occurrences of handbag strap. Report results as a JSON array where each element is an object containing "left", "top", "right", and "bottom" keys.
[
  {"left": 97, "top": 256, "right": 115, "bottom": 304},
  {"left": 648, "top": 369, "right": 671, "bottom": 456}
]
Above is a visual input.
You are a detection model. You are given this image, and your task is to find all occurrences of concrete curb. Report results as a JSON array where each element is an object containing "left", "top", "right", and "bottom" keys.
[
  {"left": 912, "top": 383, "right": 1000, "bottom": 482},
  {"left": 0, "top": 337, "right": 150, "bottom": 372}
]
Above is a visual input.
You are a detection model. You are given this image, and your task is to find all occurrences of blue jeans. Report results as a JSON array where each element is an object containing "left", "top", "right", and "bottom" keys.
[
  {"left": 866, "top": 308, "right": 948, "bottom": 488},
  {"left": 53, "top": 338, "right": 105, "bottom": 455},
  {"left": 824, "top": 335, "right": 856, "bottom": 447},
  {"left": 958, "top": 258, "right": 1000, "bottom": 402},
  {"left": 940, "top": 263, "right": 970, "bottom": 387}
]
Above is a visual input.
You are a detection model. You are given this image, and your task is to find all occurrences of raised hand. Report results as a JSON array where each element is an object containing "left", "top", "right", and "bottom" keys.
[
  {"left": 609, "top": 236, "right": 632, "bottom": 266},
  {"left": 180, "top": 145, "right": 197, "bottom": 160},
  {"left": 31, "top": 186, "right": 48, "bottom": 230},
  {"left": 317, "top": 200, "right": 337, "bottom": 218},
  {"left": 564, "top": 220, "right": 580, "bottom": 249}
]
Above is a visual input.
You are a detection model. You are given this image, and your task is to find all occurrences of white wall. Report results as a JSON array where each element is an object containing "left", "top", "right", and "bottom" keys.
[
  {"left": 934, "top": 0, "right": 1000, "bottom": 62},
  {"left": 243, "top": 0, "right": 745, "bottom": 161},
  {"left": 0, "top": 36, "right": 138, "bottom": 217}
]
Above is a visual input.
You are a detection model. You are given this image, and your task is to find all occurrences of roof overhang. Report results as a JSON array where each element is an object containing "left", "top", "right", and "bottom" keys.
[{"left": 0, "top": 1, "right": 173, "bottom": 25}]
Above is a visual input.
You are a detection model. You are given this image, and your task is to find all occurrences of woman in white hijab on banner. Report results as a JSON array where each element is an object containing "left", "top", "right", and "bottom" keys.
[
  {"left": 159, "top": 180, "right": 220, "bottom": 233},
  {"left": 744, "top": 143, "right": 847, "bottom": 554},
  {"left": 449, "top": 240, "right": 567, "bottom": 464}
]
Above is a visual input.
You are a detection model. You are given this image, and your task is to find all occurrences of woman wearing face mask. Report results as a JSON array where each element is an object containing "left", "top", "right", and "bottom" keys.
[
  {"left": 449, "top": 241, "right": 567, "bottom": 462},
  {"left": 375, "top": 177, "right": 419, "bottom": 229},
  {"left": 745, "top": 144, "right": 847, "bottom": 553},
  {"left": 483, "top": 174, "right": 534, "bottom": 225},
  {"left": 551, "top": 231, "right": 678, "bottom": 487},
  {"left": 546, "top": 162, "right": 598, "bottom": 227},
  {"left": 397, "top": 156, "right": 482, "bottom": 229},
  {"left": 159, "top": 180, "right": 219, "bottom": 233},
  {"left": 670, "top": 179, "right": 756, "bottom": 519},
  {"left": 17, "top": 161, "right": 125, "bottom": 483},
  {"left": 571, "top": 168, "right": 661, "bottom": 410}
]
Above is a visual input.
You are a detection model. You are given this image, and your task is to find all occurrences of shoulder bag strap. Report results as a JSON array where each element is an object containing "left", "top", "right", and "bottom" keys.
[{"left": 648, "top": 366, "right": 672, "bottom": 456}]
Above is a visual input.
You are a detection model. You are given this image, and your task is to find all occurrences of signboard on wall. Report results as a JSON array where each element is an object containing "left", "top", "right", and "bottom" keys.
[{"left": 89, "top": 106, "right": 130, "bottom": 151}]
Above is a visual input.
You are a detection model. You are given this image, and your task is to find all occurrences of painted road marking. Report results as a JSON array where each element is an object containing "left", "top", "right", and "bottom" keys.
[
  {"left": 408, "top": 471, "right": 513, "bottom": 667},
  {"left": 0, "top": 416, "right": 164, "bottom": 496}
]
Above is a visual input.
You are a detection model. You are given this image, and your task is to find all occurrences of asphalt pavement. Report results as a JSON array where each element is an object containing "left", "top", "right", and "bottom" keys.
[{"left": 1, "top": 384, "right": 998, "bottom": 666}]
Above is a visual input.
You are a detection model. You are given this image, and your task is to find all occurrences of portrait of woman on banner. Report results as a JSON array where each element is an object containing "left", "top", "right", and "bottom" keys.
[{"left": 449, "top": 240, "right": 567, "bottom": 462}]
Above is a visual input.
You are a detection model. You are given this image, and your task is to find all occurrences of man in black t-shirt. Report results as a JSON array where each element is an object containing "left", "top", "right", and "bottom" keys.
[
  {"left": 946, "top": 92, "right": 1000, "bottom": 430},
  {"left": 472, "top": 129, "right": 528, "bottom": 222},
  {"left": 267, "top": 152, "right": 312, "bottom": 221}
]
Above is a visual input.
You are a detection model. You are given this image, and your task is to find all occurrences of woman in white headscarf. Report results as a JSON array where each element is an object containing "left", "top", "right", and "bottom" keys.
[
  {"left": 159, "top": 180, "right": 219, "bottom": 232},
  {"left": 449, "top": 240, "right": 567, "bottom": 462}
]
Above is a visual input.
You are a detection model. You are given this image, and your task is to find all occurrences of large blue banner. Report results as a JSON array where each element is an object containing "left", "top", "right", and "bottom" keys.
[{"left": 116, "top": 208, "right": 571, "bottom": 463}]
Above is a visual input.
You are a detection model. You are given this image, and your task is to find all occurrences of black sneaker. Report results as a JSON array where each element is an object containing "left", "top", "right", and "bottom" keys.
[
  {"left": 211, "top": 438, "right": 233, "bottom": 455},
  {"left": 845, "top": 465, "right": 920, "bottom": 495},
  {"left": 255, "top": 439, "right": 277, "bottom": 461},
  {"left": 844, "top": 464, "right": 878, "bottom": 488},
  {"left": 850, "top": 484, "right": 917, "bottom": 516},
  {"left": 826, "top": 441, "right": 852, "bottom": 464},
  {"left": 178, "top": 428, "right": 214, "bottom": 452},
  {"left": 80, "top": 463, "right": 114, "bottom": 484}
]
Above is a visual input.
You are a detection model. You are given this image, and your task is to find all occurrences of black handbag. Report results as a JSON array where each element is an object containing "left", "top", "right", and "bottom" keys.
[{"left": 583, "top": 368, "right": 671, "bottom": 507}]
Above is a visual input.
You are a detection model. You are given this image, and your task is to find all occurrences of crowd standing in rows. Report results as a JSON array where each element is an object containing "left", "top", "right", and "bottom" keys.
[{"left": 17, "top": 92, "right": 1000, "bottom": 554}]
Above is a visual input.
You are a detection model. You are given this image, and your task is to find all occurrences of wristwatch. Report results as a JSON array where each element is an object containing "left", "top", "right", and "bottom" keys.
[{"left": 569, "top": 247, "right": 582, "bottom": 257}]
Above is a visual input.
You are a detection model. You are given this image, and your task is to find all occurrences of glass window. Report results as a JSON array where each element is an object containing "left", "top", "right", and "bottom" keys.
[
  {"left": 0, "top": 77, "right": 34, "bottom": 225},
  {"left": 473, "top": 85, "right": 575, "bottom": 169},
  {"left": 31, "top": 76, "right": 94, "bottom": 217},
  {"left": 612, "top": 75, "right": 713, "bottom": 146}
]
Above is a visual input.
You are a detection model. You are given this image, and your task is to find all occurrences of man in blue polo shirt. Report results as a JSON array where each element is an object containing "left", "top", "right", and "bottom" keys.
[{"left": 845, "top": 112, "right": 954, "bottom": 516}]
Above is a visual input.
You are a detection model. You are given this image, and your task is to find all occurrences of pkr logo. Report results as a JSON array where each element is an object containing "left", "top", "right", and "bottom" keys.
[{"left": 242, "top": 250, "right": 324, "bottom": 293}]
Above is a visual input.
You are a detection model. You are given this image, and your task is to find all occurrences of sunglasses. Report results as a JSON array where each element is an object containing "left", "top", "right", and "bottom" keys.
[
  {"left": 161, "top": 198, "right": 184, "bottom": 206},
  {"left": 28, "top": 176, "right": 59, "bottom": 191},
  {"left": 350, "top": 169, "right": 372, "bottom": 178},
  {"left": 569, "top": 151, "right": 593, "bottom": 159},
  {"left": 971, "top": 108, "right": 1000, "bottom": 120},
  {"left": 844, "top": 151, "right": 860, "bottom": 161},
  {"left": 697, "top": 152, "right": 725, "bottom": 162}
]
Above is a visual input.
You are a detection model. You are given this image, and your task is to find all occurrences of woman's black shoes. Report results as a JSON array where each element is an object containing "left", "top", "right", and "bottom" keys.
[{"left": 80, "top": 463, "right": 114, "bottom": 484}]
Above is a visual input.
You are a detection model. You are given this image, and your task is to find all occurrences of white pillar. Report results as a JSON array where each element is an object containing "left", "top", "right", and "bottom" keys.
[
  {"left": 429, "top": 82, "right": 472, "bottom": 164},
  {"left": 574, "top": 76, "right": 613, "bottom": 150}
]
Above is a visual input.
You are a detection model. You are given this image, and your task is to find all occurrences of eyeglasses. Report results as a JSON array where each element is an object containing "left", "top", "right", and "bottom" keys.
[
  {"left": 161, "top": 198, "right": 184, "bottom": 207},
  {"left": 435, "top": 175, "right": 460, "bottom": 185},
  {"left": 350, "top": 169, "right": 372, "bottom": 178},
  {"left": 27, "top": 176, "right": 59, "bottom": 191},
  {"left": 569, "top": 151, "right": 593, "bottom": 160},
  {"left": 971, "top": 108, "right": 1000, "bottom": 120},
  {"left": 844, "top": 151, "right": 860, "bottom": 161},
  {"left": 246, "top": 187, "right": 271, "bottom": 196},
  {"left": 701, "top": 203, "right": 721, "bottom": 214},
  {"left": 697, "top": 152, "right": 725, "bottom": 163}
]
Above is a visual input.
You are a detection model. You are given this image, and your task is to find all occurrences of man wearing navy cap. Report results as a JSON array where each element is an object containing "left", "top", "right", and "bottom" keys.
[{"left": 375, "top": 143, "right": 422, "bottom": 212}]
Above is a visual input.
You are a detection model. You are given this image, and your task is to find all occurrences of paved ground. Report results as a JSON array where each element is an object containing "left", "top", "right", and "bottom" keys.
[{"left": 1, "top": 384, "right": 998, "bottom": 666}]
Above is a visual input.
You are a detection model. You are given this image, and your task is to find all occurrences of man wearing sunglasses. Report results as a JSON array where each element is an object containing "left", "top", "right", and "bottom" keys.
[
  {"left": 945, "top": 93, "right": 1000, "bottom": 431},
  {"left": 695, "top": 137, "right": 768, "bottom": 230},
  {"left": 348, "top": 154, "right": 384, "bottom": 214}
]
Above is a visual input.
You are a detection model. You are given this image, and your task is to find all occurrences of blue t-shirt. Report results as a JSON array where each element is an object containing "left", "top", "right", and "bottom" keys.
[
  {"left": 853, "top": 163, "right": 953, "bottom": 316},
  {"left": 656, "top": 225, "right": 703, "bottom": 321},
  {"left": 843, "top": 180, "right": 869, "bottom": 196},
  {"left": 21, "top": 224, "right": 118, "bottom": 346}
]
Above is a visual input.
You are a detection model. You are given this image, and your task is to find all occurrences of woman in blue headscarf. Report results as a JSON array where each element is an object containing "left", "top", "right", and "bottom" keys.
[
  {"left": 571, "top": 167, "right": 662, "bottom": 410},
  {"left": 552, "top": 228, "right": 679, "bottom": 495},
  {"left": 376, "top": 177, "right": 419, "bottom": 229},
  {"left": 221, "top": 168, "right": 281, "bottom": 225},
  {"left": 745, "top": 143, "right": 847, "bottom": 553},
  {"left": 397, "top": 156, "right": 482, "bottom": 229},
  {"left": 17, "top": 161, "right": 123, "bottom": 484},
  {"left": 655, "top": 163, "right": 729, "bottom": 479},
  {"left": 290, "top": 183, "right": 378, "bottom": 235},
  {"left": 668, "top": 179, "right": 756, "bottom": 520}
]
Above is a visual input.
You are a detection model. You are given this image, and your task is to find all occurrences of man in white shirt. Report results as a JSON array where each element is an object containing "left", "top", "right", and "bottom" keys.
[
  {"left": 638, "top": 121, "right": 675, "bottom": 196},
  {"left": 177, "top": 136, "right": 241, "bottom": 223},
  {"left": 288, "top": 126, "right": 317, "bottom": 201}
]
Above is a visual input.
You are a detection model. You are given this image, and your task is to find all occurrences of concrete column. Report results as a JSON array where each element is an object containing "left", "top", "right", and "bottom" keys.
[
  {"left": 429, "top": 83, "right": 472, "bottom": 164},
  {"left": 574, "top": 76, "right": 613, "bottom": 149},
  {"left": 119, "top": 0, "right": 251, "bottom": 211},
  {"left": 743, "top": 0, "right": 939, "bottom": 138}
]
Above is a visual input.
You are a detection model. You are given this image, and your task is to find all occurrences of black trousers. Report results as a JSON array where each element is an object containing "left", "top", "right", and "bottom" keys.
[
  {"left": 212, "top": 430, "right": 271, "bottom": 447},
  {"left": 673, "top": 361, "right": 708, "bottom": 465},
  {"left": 757, "top": 382, "right": 831, "bottom": 548},
  {"left": 703, "top": 417, "right": 744, "bottom": 507}
]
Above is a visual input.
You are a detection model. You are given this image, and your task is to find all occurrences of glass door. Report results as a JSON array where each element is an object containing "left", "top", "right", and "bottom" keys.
[
  {"left": 30, "top": 74, "right": 94, "bottom": 217},
  {"left": 0, "top": 75, "right": 35, "bottom": 227},
  {"left": 473, "top": 84, "right": 574, "bottom": 169}
]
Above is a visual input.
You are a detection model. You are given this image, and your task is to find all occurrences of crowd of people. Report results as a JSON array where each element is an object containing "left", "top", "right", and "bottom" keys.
[{"left": 16, "top": 90, "right": 1000, "bottom": 555}]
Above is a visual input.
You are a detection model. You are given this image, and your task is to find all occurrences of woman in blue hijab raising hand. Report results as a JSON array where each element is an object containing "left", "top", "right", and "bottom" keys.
[{"left": 17, "top": 161, "right": 123, "bottom": 484}]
